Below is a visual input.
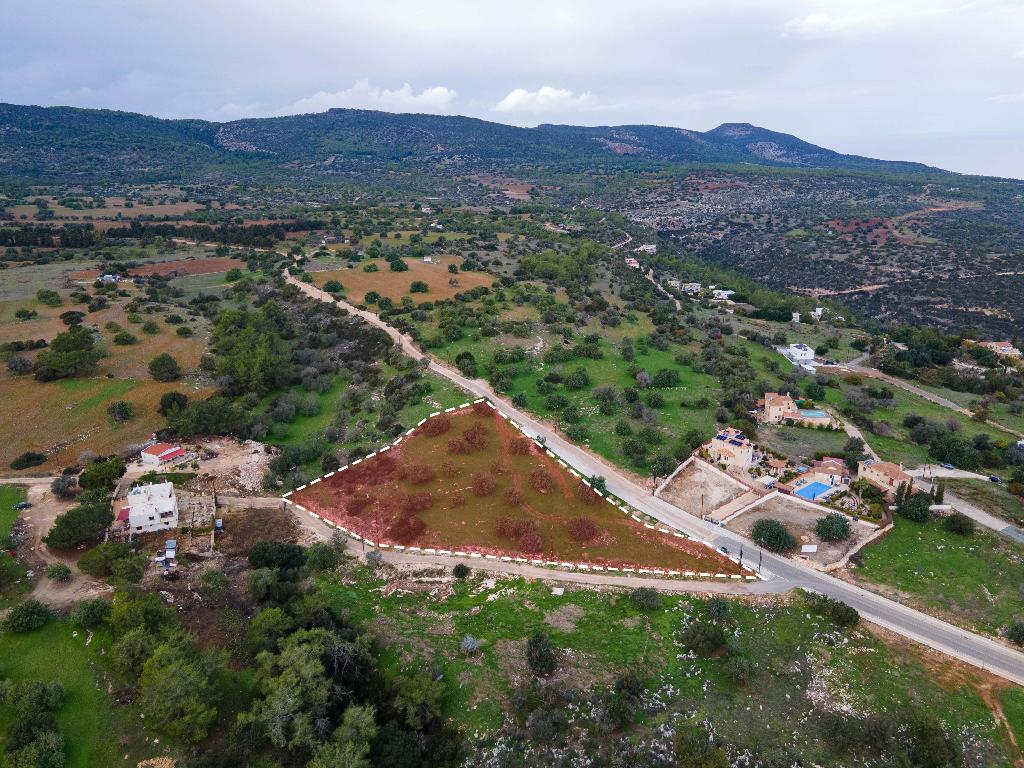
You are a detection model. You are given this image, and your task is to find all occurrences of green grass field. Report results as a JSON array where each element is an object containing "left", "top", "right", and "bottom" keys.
[
  {"left": 0, "top": 622, "right": 150, "bottom": 767},
  {"left": 318, "top": 568, "right": 1017, "bottom": 764},
  {"left": 854, "top": 519, "right": 1024, "bottom": 636},
  {"left": 0, "top": 485, "right": 26, "bottom": 539}
]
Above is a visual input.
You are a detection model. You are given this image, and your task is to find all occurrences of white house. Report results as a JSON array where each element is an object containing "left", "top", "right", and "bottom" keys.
[
  {"left": 624, "top": 257, "right": 641, "bottom": 269},
  {"left": 786, "top": 343, "right": 815, "bottom": 363},
  {"left": 119, "top": 482, "right": 179, "bottom": 534},
  {"left": 681, "top": 282, "right": 702, "bottom": 294},
  {"left": 791, "top": 312, "right": 801, "bottom": 323},
  {"left": 634, "top": 243, "right": 657, "bottom": 255},
  {"left": 140, "top": 442, "right": 186, "bottom": 466},
  {"left": 811, "top": 307, "right": 825, "bottom": 322},
  {"left": 711, "top": 289, "right": 735, "bottom": 301}
]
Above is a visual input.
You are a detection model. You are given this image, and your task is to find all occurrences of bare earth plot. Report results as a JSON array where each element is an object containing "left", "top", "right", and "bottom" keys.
[
  {"left": 657, "top": 458, "right": 748, "bottom": 517},
  {"left": 291, "top": 405, "right": 741, "bottom": 574},
  {"left": 312, "top": 256, "right": 493, "bottom": 303},
  {"left": 726, "top": 493, "right": 873, "bottom": 567}
]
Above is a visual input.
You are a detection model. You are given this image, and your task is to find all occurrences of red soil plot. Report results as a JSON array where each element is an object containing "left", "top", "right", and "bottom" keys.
[
  {"left": 70, "top": 257, "right": 246, "bottom": 280},
  {"left": 291, "top": 404, "right": 743, "bottom": 575}
]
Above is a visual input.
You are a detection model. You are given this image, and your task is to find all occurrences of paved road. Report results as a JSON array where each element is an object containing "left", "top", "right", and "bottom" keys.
[
  {"left": 285, "top": 272, "right": 1024, "bottom": 686},
  {"left": 909, "top": 467, "right": 1024, "bottom": 544}
]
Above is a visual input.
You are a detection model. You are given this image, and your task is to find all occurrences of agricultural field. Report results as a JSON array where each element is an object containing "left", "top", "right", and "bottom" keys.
[
  {"left": 311, "top": 255, "right": 493, "bottom": 303},
  {"left": 292, "top": 405, "right": 741, "bottom": 574},
  {"left": 849, "top": 517, "right": 1024, "bottom": 637},
  {"left": 321, "top": 566, "right": 1022, "bottom": 766},
  {"left": 69, "top": 255, "right": 245, "bottom": 280},
  {"left": 757, "top": 424, "right": 853, "bottom": 463},
  {"left": 0, "top": 295, "right": 212, "bottom": 470}
]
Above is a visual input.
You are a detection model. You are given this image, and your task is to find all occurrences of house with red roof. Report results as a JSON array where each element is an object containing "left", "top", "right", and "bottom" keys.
[{"left": 140, "top": 442, "right": 186, "bottom": 466}]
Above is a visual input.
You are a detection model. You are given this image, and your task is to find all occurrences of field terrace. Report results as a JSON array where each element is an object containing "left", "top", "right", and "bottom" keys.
[{"left": 289, "top": 402, "right": 746, "bottom": 577}]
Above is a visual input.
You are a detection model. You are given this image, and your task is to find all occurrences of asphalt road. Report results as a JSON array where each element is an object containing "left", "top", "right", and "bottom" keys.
[{"left": 286, "top": 272, "right": 1024, "bottom": 686}]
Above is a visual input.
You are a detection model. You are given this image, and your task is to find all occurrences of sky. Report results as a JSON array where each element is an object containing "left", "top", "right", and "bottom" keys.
[{"left": 3, "top": 0, "right": 1024, "bottom": 178}]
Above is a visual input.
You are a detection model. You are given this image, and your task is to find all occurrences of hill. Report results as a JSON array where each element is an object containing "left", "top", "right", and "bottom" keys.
[{"left": 0, "top": 102, "right": 940, "bottom": 182}]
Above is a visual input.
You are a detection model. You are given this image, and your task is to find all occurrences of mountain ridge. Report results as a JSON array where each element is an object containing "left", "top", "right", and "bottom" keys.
[{"left": 0, "top": 101, "right": 946, "bottom": 181}]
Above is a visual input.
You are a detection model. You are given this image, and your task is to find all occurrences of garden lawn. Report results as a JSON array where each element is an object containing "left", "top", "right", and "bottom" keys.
[
  {"left": 0, "top": 485, "right": 26, "bottom": 539},
  {"left": 757, "top": 424, "right": 852, "bottom": 462},
  {"left": 853, "top": 519, "right": 1024, "bottom": 636}
]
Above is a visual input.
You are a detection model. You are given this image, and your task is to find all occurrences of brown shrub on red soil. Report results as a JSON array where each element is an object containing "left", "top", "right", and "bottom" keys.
[
  {"left": 576, "top": 481, "right": 600, "bottom": 505},
  {"left": 530, "top": 468, "right": 555, "bottom": 494},
  {"left": 448, "top": 490, "right": 466, "bottom": 508},
  {"left": 388, "top": 513, "right": 426, "bottom": 545},
  {"left": 447, "top": 438, "right": 470, "bottom": 455},
  {"left": 496, "top": 517, "right": 538, "bottom": 541},
  {"left": 504, "top": 487, "right": 523, "bottom": 507},
  {"left": 346, "top": 491, "right": 374, "bottom": 516},
  {"left": 472, "top": 473, "right": 496, "bottom": 496},
  {"left": 509, "top": 436, "right": 532, "bottom": 456},
  {"left": 343, "top": 453, "right": 398, "bottom": 486},
  {"left": 423, "top": 414, "right": 452, "bottom": 437},
  {"left": 566, "top": 517, "right": 599, "bottom": 543},
  {"left": 407, "top": 463, "right": 436, "bottom": 484},
  {"left": 490, "top": 459, "right": 508, "bottom": 476},
  {"left": 463, "top": 422, "right": 488, "bottom": 451},
  {"left": 472, "top": 401, "right": 491, "bottom": 416},
  {"left": 401, "top": 491, "right": 434, "bottom": 513},
  {"left": 519, "top": 532, "right": 543, "bottom": 553},
  {"left": 441, "top": 460, "right": 459, "bottom": 478}
]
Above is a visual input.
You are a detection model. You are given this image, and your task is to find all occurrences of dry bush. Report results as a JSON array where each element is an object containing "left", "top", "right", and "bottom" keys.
[
  {"left": 576, "top": 481, "right": 600, "bottom": 505},
  {"left": 441, "top": 460, "right": 460, "bottom": 478},
  {"left": 503, "top": 487, "right": 523, "bottom": 506},
  {"left": 407, "top": 462, "right": 436, "bottom": 484},
  {"left": 392, "top": 463, "right": 408, "bottom": 481},
  {"left": 566, "top": 517, "right": 598, "bottom": 543},
  {"left": 472, "top": 400, "right": 491, "bottom": 416},
  {"left": 401, "top": 491, "right": 435, "bottom": 513},
  {"left": 490, "top": 459, "right": 509, "bottom": 475},
  {"left": 463, "top": 422, "right": 489, "bottom": 451},
  {"left": 472, "top": 473, "right": 496, "bottom": 496},
  {"left": 448, "top": 490, "right": 466, "bottom": 508},
  {"left": 388, "top": 513, "right": 426, "bottom": 545},
  {"left": 346, "top": 490, "right": 374, "bottom": 516},
  {"left": 447, "top": 437, "right": 470, "bottom": 455},
  {"left": 496, "top": 517, "right": 538, "bottom": 541},
  {"left": 519, "top": 532, "right": 543, "bottom": 553},
  {"left": 529, "top": 468, "right": 555, "bottom": 494},
  {"left": 509, "top": 436, "right": 533, "bottom": 456},
  {"left": 422, "top": 414, "right": 452, "bottom": 437}
]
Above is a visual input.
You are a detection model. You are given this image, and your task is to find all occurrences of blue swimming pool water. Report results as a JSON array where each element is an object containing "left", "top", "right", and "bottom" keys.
[
  {"left": 799, "top": 409, "right": 828, "bottom": 418},
  {"left": 794, "top": 481, "right": 832, "bottom": 501}
]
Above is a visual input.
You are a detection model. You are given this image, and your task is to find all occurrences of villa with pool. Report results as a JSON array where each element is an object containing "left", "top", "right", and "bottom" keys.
[
  {"left": 757, "top": 392, "right": 834, "bottom": 428},
  {"left": 781, "top": 456, "right": 850, "bottom": 502}
]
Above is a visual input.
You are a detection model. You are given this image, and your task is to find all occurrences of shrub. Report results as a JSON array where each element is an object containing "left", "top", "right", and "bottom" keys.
[
  {"left": 440, "top": 460, "right": 459, "bottom": 478},
  {"left": 141, "top": 320, "right": 160, "bottom": 334},
  {"left": 463, "top": 422, "right": 488, "bottom": 450},
  {"left": 323, "top": 280, "right": 343, "bottom": 293},
  {"left": 407, "top": 462, "right": 436, "bottom": 484},
  {"left": 305, "top": 542, "right": 339, "bottom": 572},
  {"left": 2, "top": 599, "right": 52, "bottom": 633},
  {"left": 943, "top": 511, "right": 975, "bottom": 536},
  {"left": 401, "top": 491, "right": 434, "bottom": 513},
  {"left": 527, "top": 632, "right": 557, "bottom": 676},
  {"left": 107, "top": 400, "right": 135, "bottom": 422},
  {"left": 461, "top": 635, "right": 482, "bottom": 655},
  {"left": 346, "top": 491, "right": 374, "bottom": 516},
  {"left": 706, "top": 597, "right": 732, "bottom": 622},
  {"left": 148, "top": 353, "right": 182, "bottom": 382},
  {"left": 504, "top": 487, "right": 524, "bottom": 506},
  {"left": 388, "top": 513, "right": 427, "bottom": 544},
  {"left": 679, "top": 620, "right": 726, "bottom": 656},
  {"left": 815, "top": 513, "right": 852, "bottom": 542},
  {"left": 6, "top": 356, "right": 32, "bottom": 375},
  {"left": 897, "top": 492, "right": 932, "bottom": 523},
  {"left": 45, "top": 563, "right": 72, "bottom": 582},
  {"left": 365, "top": 550, "right": 384, "bottom": 568},
  {"left": 69, "top": 598, "right": 111, "bottom": 628},
  {"left": 249, "top": 541, "right": 306, "bottom": 570},
  {"left": 566, "top": 516, "right": 598, "bottom": 543},
  {"left": 447, "top": 437, "right": 470, "bottom": 455},
  {"left": 452, "top": 563, "right": 470, "bottom": 579},
  {"left": 37, "top": 288, "right": 62, "bottom": 306},
  {"left": 1007, "top": 621, "right": 1024, "bottom": 646},
  {"left": 10, "top": 451, "right": 46, "bottom": 470},
  {"left": 113, "top": 331, "right": 137, "bottom": 345},
  {"left": 50, "top": 475, "right": 77, "bottom": 499},
  {"left": 422, "top": 414, "right": 451, "bottom": 437},
  {"left": 496, "top": 517, "right": 538, "bottom": 541},
  {"left": 805, "top": 592, "right": 859, "bottom": 627},
  {"left": 198, "top": 568, "right": 231, "bottom": 605},
  {"left": 158, "top": 391, "right": 188, "bottom": 415},
  {"left": 519, "top": 532, "right": 543, "bottom": 552},
  {"left": 509, "top": 436, "right": 533, "bottom": 455},
  {"left": 630, "top": 587, "right": 662, "bottom": 612},
  {"left": 410, "top": 280, "right": 429, "bottom": 293},
  {"left": 752, "top": 518, "right": 796, "bottom": 552},
  {"left": 529, "top": 468, "right": 555, "bottom": 493},
  {"left": 472, "top": 473, "right": 496, "bottom": 496},
  {"left": 176, "top": 326, "right": 193, "bottom": 337}
]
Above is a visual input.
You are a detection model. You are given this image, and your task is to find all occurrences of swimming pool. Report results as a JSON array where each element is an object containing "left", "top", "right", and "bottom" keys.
[
  {"left": 799, "top": 409, "right": 828, "bottom": 418},
  {"left": 794, "top": 481, "right": 833, "bottom": 501}
]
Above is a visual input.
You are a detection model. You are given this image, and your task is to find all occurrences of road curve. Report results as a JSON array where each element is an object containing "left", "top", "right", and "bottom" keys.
[{"left": 285, "top": 271, "right": 1024, "bottom": 685}]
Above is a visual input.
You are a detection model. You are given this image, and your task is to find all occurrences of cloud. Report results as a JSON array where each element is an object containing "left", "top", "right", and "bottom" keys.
[
  {"left": 283, "top": 79, "right": 457, "bottom": 115},
  {"left": 780, "top": 4, "right": 948, "bottom": 40},
  {"left": 1015, "top": 49, "right": 1024, "bottom": 58},
  {"left": 494, "top": 86, "right": 592, "bottom": 113},
  {"left": 985, "top": 92, "right": 1024, "bottom": 103}
]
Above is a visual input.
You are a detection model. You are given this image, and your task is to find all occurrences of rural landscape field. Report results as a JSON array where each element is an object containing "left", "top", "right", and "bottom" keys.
[{"left": 1, "top": 3, "right": 1023, "bottom": 766}]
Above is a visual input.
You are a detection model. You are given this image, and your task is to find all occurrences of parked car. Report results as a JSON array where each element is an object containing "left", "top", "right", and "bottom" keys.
[
  {"left": 11, "top": 501, "right": 32, "bottom": 510},
  {"left": 941, "top": 463, "right": 955, "bottom": 470},
  {"left": 989, "top": 476, "right": 1003, "bottom": 484}
]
